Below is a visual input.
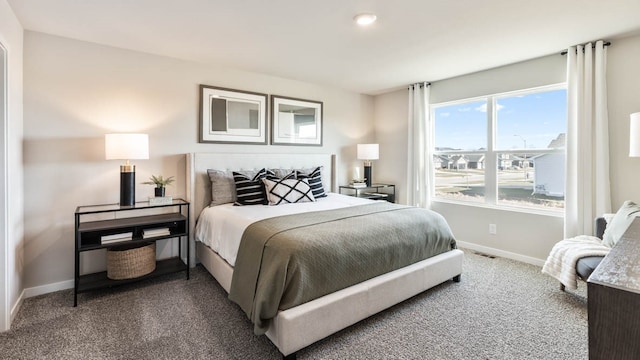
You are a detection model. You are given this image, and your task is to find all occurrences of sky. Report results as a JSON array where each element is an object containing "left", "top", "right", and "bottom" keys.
[{"left": 434, "top": 88, "right": 567, "bottom": 150}]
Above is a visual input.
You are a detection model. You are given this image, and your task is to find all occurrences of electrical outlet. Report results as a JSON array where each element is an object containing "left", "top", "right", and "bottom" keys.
[{"left": 489, "top": 224, "right": 497, "bottom": 235}]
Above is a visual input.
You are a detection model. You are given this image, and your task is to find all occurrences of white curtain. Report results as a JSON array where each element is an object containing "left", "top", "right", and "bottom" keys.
[
  {"left": 565, "top": 40, "right": 611, "bottom": 238},
  {"left": 407, "top": 82, "right": 431, "bottom": 208}
]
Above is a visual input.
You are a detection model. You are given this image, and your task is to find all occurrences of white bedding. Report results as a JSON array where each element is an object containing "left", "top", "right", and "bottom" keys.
[{"left": 194, "top": 193, "right": 375, "bottom": 266}]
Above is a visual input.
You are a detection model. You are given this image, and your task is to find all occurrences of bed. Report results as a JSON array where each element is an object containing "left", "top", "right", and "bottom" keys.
[{"left": 186, "top": 152, "right": 464, "bottom": 359}]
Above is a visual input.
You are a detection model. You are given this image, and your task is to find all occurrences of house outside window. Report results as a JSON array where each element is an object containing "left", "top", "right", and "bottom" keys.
[{"left": 432, "top": 85, "right": 567, "bottom": 212}]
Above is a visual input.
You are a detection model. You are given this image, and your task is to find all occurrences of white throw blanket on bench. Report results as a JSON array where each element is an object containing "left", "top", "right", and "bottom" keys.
[{"left": 542, "top": 235, "right": 611, "bottom": 290}]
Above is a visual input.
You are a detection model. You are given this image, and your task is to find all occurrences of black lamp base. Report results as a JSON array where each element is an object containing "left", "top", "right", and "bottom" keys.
[
  {"left": 120, "top": 170, "right": 135, "bottom": 206},
  {"left": 364, "top": 165, "right": 372, "bottom": 187}
]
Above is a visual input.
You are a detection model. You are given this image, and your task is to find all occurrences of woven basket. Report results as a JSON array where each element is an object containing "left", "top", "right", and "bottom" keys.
[{"left": 107, "top": 242, "right": 156, "bottom": 280}]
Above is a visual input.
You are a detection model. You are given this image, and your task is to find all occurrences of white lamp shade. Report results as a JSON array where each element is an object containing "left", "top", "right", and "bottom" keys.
[
  {"left": 105, "top": 133, "right": 149, "bottom": 160},
  {"left": 630, "top": 113, "right": 640, "bottom": 157},
  {"left": 357, "top": 143, "right": 379, "bottom": 160}
]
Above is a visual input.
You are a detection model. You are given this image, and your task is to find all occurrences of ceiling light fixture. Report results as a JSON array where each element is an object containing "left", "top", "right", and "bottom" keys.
[{"left": 354, "top": 13, "right": 377, "bottom": 26}]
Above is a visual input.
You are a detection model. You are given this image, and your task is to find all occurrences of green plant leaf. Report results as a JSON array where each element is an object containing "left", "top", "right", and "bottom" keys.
[{"left": 142, "top": 175, "right": 175, "bottom": 187}]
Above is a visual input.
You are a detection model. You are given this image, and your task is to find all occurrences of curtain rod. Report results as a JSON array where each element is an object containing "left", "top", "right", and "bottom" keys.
[
  {"left": 408, "top": 82, "right": 431, "bottom": 90},
  {"left": 560, "top": 41, "right": 611, "bottom": 56}
]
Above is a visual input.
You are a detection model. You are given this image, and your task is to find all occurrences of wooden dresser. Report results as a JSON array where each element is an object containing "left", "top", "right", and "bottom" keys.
[{"left": 588, "top": 217, "right": 640, "bottom": 359}]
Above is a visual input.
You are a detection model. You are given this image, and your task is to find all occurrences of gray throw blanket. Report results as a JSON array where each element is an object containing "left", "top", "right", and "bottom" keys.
[{"left": 229, "top": 202, "right": 457, "bottom": 335}]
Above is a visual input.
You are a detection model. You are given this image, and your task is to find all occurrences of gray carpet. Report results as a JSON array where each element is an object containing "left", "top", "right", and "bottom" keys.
[{"left": 1, "top": 249, "right": 588, "bottom": 359}]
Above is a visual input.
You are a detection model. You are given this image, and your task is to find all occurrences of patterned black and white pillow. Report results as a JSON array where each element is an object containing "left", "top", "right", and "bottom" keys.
[
  {"left": 232, "top": 168, "right": 272, "bottom": 206},
  {"left": 263, "top": 178, "right": 315, "bottom": 205},
  {"left": 295, "top": 166, "right": 327, "bottom": 198}
]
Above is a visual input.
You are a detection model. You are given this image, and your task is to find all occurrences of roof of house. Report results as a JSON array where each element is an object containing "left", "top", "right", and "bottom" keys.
[
  {"left": 465, "top": 155, "right": 485, "bottom": 162},
  {"left": 547, "top": 133, "right": 566, "bottom": 149}
]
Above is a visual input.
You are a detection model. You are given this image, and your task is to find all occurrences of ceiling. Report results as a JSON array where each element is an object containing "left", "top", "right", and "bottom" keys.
[{"left": 7, "top": 0, "right": 640, "bottom": 95}]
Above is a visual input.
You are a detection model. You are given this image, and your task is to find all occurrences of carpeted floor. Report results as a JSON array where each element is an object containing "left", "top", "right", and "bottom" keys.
[{"left": 1, "top": 249, "right": 588, "bottom": 359}]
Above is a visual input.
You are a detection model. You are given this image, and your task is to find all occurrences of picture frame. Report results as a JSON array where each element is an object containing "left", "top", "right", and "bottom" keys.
[
  {"left": 271, "top": 95, "right": 323, "bottom": 146},
  {"left": 199, "top": 85, "right": 268, "bottom": 144}
]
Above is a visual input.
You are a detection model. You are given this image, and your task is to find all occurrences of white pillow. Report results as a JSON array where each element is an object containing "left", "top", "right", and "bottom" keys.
[
  {"left": 602, "top": 200, "right": 640, "bottom": 248},
  {"left": 262, "top": 178, "right": 315, "bottom": 205}
]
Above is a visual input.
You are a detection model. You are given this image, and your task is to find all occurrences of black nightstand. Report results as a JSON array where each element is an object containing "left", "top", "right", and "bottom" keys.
[
  {"left": 339, "top": 184, "right": 395, "bottom": 203},
  {"left": 74, "top": 199, "right": 190, "bottom": 306}
]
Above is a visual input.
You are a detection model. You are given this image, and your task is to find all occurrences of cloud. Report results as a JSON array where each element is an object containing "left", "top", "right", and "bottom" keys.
[
  {"left": 440, "top": 112, "right": 451, "bottom": 117},
  {"left": 475, "top": 103, "right": 504, "bottom": 113}
]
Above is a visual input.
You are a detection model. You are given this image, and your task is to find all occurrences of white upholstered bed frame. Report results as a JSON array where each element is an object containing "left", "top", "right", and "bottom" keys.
[{"left": 186, "top": 152, "right": 464, "bottom": 358}]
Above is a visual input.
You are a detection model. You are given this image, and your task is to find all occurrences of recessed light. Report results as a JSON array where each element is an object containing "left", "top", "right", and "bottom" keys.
[{"left": 354, "top": 13, "right": 377, "bottom": 26}]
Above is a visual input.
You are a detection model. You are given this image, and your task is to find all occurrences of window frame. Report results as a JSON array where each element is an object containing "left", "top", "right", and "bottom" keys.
[{"left": 430, "top": 83, "right": 567, "bottom": 214}]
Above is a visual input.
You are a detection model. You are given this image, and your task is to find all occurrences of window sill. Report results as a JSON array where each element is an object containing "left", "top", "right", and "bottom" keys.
[{"left": 431, "top": 198, "right": 565, "bottom": 218}]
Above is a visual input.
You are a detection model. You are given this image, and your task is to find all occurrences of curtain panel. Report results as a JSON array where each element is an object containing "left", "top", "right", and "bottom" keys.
[
  {"left": 407, "top": 83, "right": 431, "bottom": 208},
  {"left": 565, "top": 40, "right": 611, "bottom": 238}
]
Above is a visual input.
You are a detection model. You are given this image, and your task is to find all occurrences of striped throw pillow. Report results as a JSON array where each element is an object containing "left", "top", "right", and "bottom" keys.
[
  {"left": 295, "top": 166, "right": 327, "bottom": 198},
  {"left": 232, "top": 168, "right": 271, "bottom": 206}
]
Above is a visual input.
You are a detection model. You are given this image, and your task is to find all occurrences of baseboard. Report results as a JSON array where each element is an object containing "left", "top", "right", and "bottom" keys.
[
  {"left": 457, "top": 241, "right": 545, "bottom": 267},
  {"left": 23, "top": 279, "right": 74, "bottom": 299},
  {"left": 10, "top": 289, "right": 24, "bottom": 324}
]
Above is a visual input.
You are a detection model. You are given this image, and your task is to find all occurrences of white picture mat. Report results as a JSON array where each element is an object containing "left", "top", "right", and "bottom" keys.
[
  {"left": 271, "top": 96, "right": 322, "bottom": 145},
  {"left": 200, "top": 86, "right": 267, "bottom": 144}
]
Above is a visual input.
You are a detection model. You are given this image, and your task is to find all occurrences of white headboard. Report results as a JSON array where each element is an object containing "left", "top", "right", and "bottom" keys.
[{"left": 185, "top": 152, "right": 336, "bottom": 266}]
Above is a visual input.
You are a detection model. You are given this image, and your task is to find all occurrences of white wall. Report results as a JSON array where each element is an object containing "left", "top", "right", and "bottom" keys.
[
  {"left": 374, "top": 52, "right": 624, "bottom": 265},
  {"left": 373, "top": 89, "right": 408, "bottom": 202},
  {"left": 0, "top": 0, "right": 24, "bottom": 330},
  {"left": 22, "top": 31, "right": 374, "bottom": 291},
  {"left": 606, "top": 33, "right": 640, "bottom": 206}
]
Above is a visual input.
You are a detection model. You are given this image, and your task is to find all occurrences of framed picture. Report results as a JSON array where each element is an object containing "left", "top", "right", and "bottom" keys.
[
  {"left": 199, "top": 85, "right": 268, "bottom": 144},
  {"left": 271, "top": 95, "right": 323, "bottom": 146}
]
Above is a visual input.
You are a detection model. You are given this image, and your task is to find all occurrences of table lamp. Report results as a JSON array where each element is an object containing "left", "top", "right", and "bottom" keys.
[
  {"left": 357, "top": 143, "right": 379, "bottom": 187},
  {"left": 105, "top": 133, "right": 149, "bottom": 206}
]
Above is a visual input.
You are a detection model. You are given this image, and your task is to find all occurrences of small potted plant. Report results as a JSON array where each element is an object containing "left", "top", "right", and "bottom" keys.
[{"left": 142, "top": 175, "right": 175, "bottom": 197}]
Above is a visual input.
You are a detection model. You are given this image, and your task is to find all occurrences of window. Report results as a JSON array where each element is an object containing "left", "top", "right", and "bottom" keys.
[
  {"left": 433, "top": 100, "right": 487, "bottom": 203},
  {"left": 432, "top": 85, "right": 567, "bottom": 211}
]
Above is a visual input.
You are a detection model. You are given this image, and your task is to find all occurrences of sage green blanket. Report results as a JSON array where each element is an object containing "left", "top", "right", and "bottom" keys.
[{"left": 229, "top": 202, "right": 457, "bottom": 335}]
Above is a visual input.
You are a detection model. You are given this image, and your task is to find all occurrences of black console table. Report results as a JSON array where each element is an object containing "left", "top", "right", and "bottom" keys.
[
  {"left": 74, "top": 199, "right": 190, "bottom": 306},
  {"left": 587, "top": 217, "right": 640, "bottom": 359}
]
